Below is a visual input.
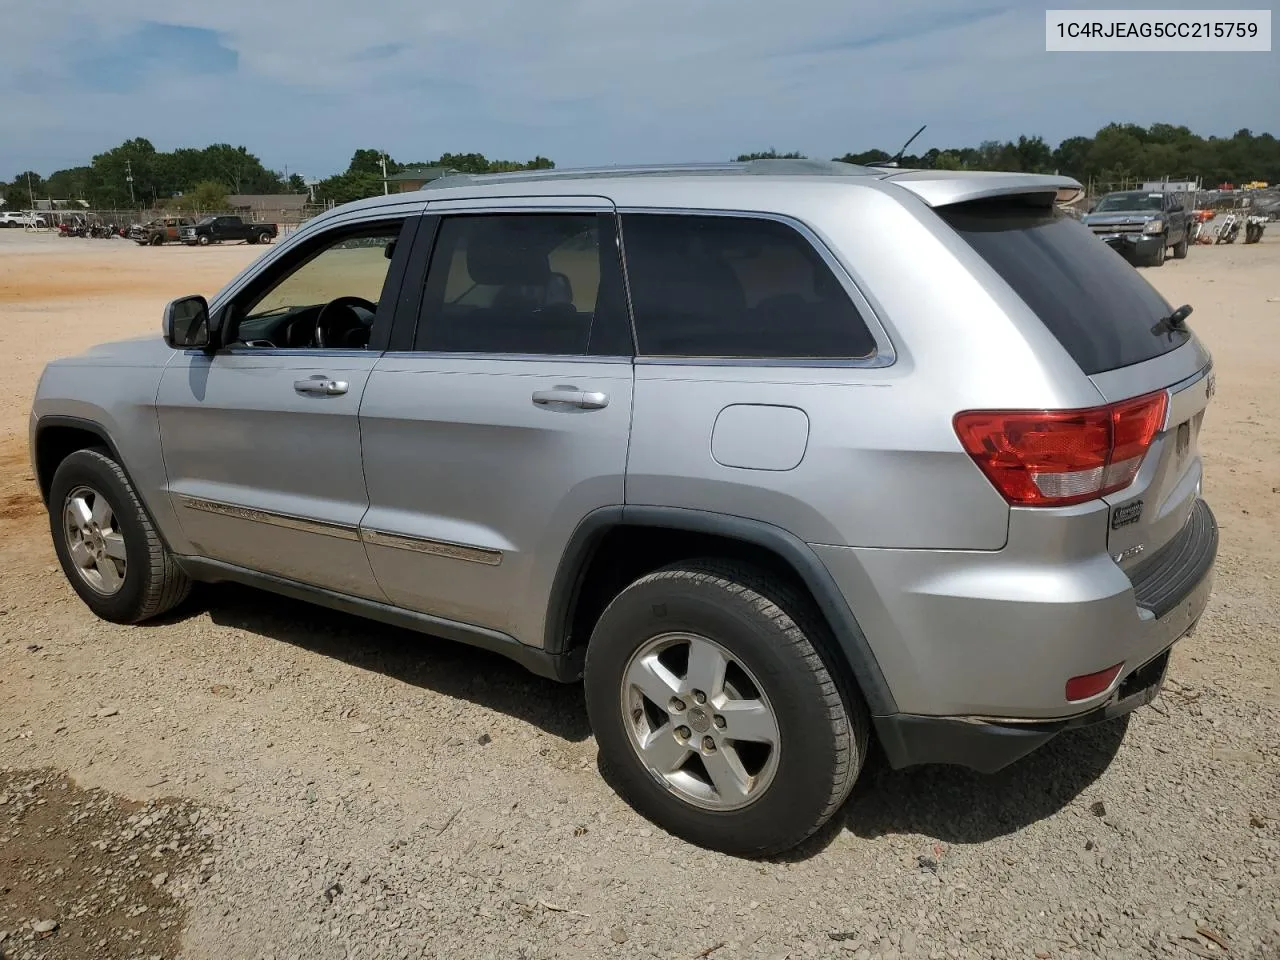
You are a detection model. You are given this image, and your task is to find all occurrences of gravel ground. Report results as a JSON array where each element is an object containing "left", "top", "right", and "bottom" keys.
[
  {"left": 0, "top": 233, "right": 1277, "bottom": 960},
  {"left": 0, "top": 769, "right": 218, "bottom": 960}
]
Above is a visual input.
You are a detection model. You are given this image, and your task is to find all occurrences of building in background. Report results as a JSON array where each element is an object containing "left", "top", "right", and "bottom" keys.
[
  {"left": 226, "top": 194, "right": 308, "bottom": 220},
  {"left": 385, "top": 167, "right": 458, "bottom": 192}
]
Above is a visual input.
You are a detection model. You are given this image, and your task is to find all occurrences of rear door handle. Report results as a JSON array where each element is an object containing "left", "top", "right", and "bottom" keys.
[
  {"left": 532, "top": 388, "right": 610, "bottom": 410},
  {"left": 294, "top": 378, "right": 349, "bottom": 396}
]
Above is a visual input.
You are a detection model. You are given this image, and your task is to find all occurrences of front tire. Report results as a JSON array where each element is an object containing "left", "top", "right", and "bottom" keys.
[
  {"left": 1145, "top": 239, "right": 1167, "bottom": 267},
  {"left": 196, "top": 234, "right": 210, "bottom": 246},
  {"left": 48, "top": 449, "right": 191, "bottom": 624},
  {"left": 1172, "top": 230, "right": 1189, "bottom": 259},
  {"left": 584, "top": 559, "right": 867, "bottom": 857}
]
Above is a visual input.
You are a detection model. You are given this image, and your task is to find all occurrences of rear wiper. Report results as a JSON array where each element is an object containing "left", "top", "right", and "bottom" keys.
[{"left": 1151, "top": 303, "right": 1192, "bottom": 336}]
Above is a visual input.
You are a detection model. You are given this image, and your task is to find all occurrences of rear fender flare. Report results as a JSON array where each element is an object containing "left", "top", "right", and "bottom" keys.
[{"left": 544, "top": 505, "right": 898, "bottom": 716}]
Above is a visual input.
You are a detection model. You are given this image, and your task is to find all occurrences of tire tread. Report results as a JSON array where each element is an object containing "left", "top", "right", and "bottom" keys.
[{"left": 56, "top": 449, "right": 190, "bottom": 622}]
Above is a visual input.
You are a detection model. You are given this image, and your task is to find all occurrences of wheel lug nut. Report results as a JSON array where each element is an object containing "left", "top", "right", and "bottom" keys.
[
  {"left": 675, "top": 726, "right": 691, "bottom": 740},
  {"left": 713, "top": 715, "right": 726, "bottom": 729},
  {"left": 692, "top": 690, "right": 706, "bottom": 705},
  {"left": 669, "top": 697, "right": 686, "bottom": 713},
  {"left": 702, "top": 736, "right": 716, "bottom": 752}
]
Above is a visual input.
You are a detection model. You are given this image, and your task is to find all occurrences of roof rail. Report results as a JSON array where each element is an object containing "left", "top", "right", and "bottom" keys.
[{"left": 424, "top": 158, "right": 877, "bottom": 189}]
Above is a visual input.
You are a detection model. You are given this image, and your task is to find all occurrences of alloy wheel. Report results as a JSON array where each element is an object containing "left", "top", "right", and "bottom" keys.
[
  {"left": 621, "top": 632, "right": 781, "bottom": 810},
  {"left": 62, "top": 485, "right": 127, "bottom": 595}
]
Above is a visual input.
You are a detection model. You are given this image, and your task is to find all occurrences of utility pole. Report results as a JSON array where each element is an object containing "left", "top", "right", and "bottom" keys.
[
  {"left": 27, "top": 171, "right": 36, "bottom": 209},
  {"left": 381, "top": 155, "right": 389, "bottom": 195},
  {"left": 125, "top": 160, "right": 136, "bottom": 205}
]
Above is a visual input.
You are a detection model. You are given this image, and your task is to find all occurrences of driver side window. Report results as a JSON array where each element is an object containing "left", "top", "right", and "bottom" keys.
[{"left": 231, "top": 221, "right": 404, "bottom": 350}]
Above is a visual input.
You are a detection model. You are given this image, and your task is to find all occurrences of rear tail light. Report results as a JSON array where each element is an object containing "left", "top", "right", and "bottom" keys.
[
  {"left": 1065, "top": 662, "right": 1124, "bottom": 702},
  {"left": 953, "top": 391, "right": 1167, "bottom": 507}
]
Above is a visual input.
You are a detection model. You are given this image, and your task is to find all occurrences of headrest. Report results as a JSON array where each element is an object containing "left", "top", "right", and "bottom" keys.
[{"left": 466, "top": 225, "right": 552, "bottom": 285}]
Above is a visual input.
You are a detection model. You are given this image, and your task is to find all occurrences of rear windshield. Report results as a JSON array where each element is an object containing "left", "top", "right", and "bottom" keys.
[{"left": 939, "top": 200, "right": 1188, "bottom": 375}]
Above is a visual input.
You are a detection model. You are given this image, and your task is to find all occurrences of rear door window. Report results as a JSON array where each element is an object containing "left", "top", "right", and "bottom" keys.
[
  {"left": 939, "top": 200, "right": 1187, "bottom": 375},
  {"left": 415, "top": 213, "right": 632, "bottom": 356},
  {"left": 621, "top": 213, "right": 876, "bottom": 359}
]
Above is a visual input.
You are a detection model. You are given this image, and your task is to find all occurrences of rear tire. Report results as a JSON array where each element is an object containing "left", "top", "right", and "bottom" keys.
[
  {"left": 257, "top": 231, "right": 272, "bottom": 244},
  {"left": 584, "top": 559, "right": 867, "bottom": 857},
  {"left": 48, "top": 449, "right": 191, "bottom": 624}
]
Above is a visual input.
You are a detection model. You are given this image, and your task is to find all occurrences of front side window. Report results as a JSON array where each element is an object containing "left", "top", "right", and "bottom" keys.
[
  {"left": 415, "top": 213, "right": 631, "bottom": 356},
  {"left": 229, "top": 223, "right": 403, "bottom": 349},
  {"left": 621, "top": 214, "right": 876, "bottom": 359}
]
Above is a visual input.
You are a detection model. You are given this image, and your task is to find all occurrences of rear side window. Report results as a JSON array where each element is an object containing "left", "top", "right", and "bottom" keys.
[
  {"left": 939, "top": 201, "right": 1187, "bottom": 375},
  {"left": 621, "top": 214, "right": 876, "bottom": 359}
]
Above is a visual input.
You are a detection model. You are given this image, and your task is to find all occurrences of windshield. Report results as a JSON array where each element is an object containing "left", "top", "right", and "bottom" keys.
[
  {"left": 1094, "top": 192, "right": 1164, "bottom": 213},
  {"left": 196, "top": 217, "right": 215, "bottom": 226}
]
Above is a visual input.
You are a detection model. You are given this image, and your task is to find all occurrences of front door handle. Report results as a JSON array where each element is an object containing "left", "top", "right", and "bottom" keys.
[
  {"left": 532, "top": 388, "right": 610, "bottom": 410},
  {"left": 294, "top": 378, "right": 349, "bottom": 396}
]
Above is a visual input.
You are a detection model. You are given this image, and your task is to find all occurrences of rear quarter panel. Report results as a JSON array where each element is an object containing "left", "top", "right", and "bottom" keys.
[{"left": 625, "top": 183, "right": 1107, "bottom": 550}]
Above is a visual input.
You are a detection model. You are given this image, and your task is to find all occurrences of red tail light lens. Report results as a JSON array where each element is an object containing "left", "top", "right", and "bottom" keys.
[{"left": 954, "top": 391, "right": 1167, "bottom": 507}]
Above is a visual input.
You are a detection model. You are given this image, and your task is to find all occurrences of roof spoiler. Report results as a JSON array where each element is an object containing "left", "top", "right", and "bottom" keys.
[{"left": 883, "top": 170, "right": 1084, "bottom": 207}]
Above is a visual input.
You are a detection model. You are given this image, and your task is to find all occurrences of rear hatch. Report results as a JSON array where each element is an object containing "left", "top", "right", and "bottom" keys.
[{"left": 936, "top": 194, "right": 1213, "bottom": 572}]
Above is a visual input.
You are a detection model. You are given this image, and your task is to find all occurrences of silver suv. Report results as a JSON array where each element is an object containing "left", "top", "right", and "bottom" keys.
[{"left": 29, "top": 160, "right": 1217, "bottom": 856}]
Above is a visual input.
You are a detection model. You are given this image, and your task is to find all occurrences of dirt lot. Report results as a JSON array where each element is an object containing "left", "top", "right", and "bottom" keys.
[{"left": 0, "top": 228, "right": 1278, "bottom": 960}]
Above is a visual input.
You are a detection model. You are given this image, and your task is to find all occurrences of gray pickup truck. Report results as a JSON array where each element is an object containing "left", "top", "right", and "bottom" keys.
[{"left": 1080, "top": 190, "right": 1191, "bottom": 267}]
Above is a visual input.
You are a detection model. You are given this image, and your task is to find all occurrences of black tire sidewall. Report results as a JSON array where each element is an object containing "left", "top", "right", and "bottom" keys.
[
  {"left": 585, "top": 572, "right": 852, "bottom": 856},
  {"left": 48, "top": 451, "right": 157, "bottom": 624}
]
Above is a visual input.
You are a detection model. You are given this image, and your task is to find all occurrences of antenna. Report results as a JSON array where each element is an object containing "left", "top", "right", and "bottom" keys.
[{"left": 866, "top": 124, "right": 928, "bottom": 169}]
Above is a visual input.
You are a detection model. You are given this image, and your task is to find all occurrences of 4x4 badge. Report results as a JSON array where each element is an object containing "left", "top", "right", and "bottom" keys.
[{"left": 1111, "top": 500, "right": 1144, "bottom": 529}]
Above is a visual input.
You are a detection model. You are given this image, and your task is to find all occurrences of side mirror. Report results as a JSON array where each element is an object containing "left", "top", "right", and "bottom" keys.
[{"left": 163, "top": 295, "right": 211, "bottom": 349}]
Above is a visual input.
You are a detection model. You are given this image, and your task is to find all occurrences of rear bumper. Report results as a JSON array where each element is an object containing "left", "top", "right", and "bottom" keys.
[
  {"left": 873, "top": 638, "right": 1180, "bottom": 773},
  {"left": 815, "top": 499, "right": 1217, "bottom": 770}
]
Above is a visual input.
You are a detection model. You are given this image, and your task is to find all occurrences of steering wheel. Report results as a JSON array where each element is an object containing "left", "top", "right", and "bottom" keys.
[{"left": 315, "top": 296, "right": 377, "bottom": 348}]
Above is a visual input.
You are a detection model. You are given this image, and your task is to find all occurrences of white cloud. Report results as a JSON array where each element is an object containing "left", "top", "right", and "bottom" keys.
[{"left": 3, "top": 0, "right": 1277, "bottom": 177}]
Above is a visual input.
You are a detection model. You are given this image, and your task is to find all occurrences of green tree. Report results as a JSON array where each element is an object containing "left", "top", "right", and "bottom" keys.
[
  {"left": 347, "top": 149, "right": 401, "bottom": 178},
  {"left": 3, "top": 171, "right": 44, "bottom": 207},
  {"left": 187, "top": 180, "right": 229, "bottom": 211},
  {"left": 834, "top": 148, "right": 891, "bottom": 165},
  {"left": 43, "top": 166, "right": 92, "bottom": 200},
  {"left": 314, "top": 171, "right": 385, "bottom": 205},
  {"left": 736, "top": 149, "right": 806, "bottom": 161}
]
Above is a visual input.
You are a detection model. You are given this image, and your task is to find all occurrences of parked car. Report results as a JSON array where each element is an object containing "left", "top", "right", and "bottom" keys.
[
  {"left": 29, "top": 161, "right": 1218, "bottom": 856},
  {"left": 180, "top": 215, "right": 277, "bottom": 246},
  {"left": 1080, "top": 190, "right": 1192, "bottom": 266},
  {"left": 0, "top": 211, "right": 48, "bottom": 228},
  {"left": 129, "top": 216, "right": 195, "bottom": 246}
]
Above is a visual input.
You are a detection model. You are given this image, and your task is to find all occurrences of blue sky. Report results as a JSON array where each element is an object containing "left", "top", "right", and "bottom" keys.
[{"left": 4, "top": 1, "right": 1277, "bottom": 181}]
